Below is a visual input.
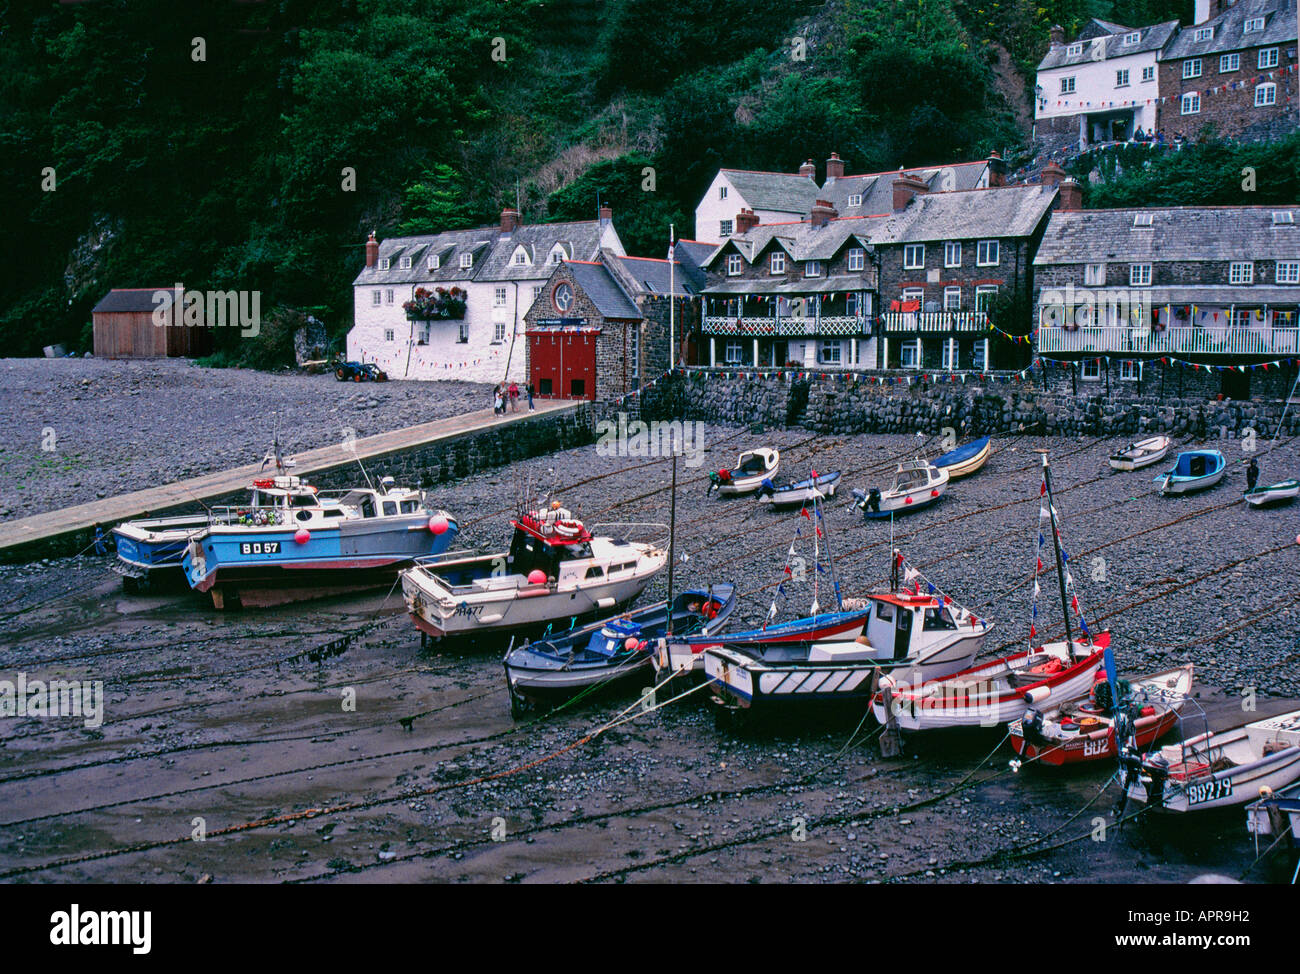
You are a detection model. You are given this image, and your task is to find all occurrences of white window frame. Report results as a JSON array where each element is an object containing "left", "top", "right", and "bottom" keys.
[
  {"left": 804, "top": 260, "right": 823, "bottom": 278},
  {"left": 1081, "top": 359, "right": 1101, "bottom": 381},
  {"left": 493, "top": 286, "right": 508, "bottom": 307},
  {"left": 427, "top": 254, "right": 440, "bottom": 271},
  {"left": 770, "top": 252, "right": 786, "bottom": 274},
  {"left": 459, "top": 252, "right": 473, "bottom": 269},
  {"left": 900, "top": 338, "right": 922, "bottom": 370},
  {"left": 1220, "top": 53, "right": 1240, "bottom": 73},
  {"left": 371, "top": 290, "right": 381, "bottom": 306},
  {"left": 1067, "top": 43, "right": 1083, "bottom": 57},
  {"left": 941, "top": 338, "right": 959, "bottom": 371},
  {"left": 1276, "top": 260, "right": 1300, "bottom": 284},
  {"left": 719, "top": 186, "right": 728, "bottom": 200},
  {"left": 1133, "top": 212, "right": 1154, "bottom": 227},
  {"left": 724, "top": 340, "right": 744, "bottom": 364},
  {"left": 1181, "top": 92, "right": 1201, "bottom": 115},
  {"left": 903, "top": 244, "right": 925, "bottom": 270},
  {"left": 1123, "top": 32, "right": 1140, "bottom": 46},
  {"left": 975, "top": 285, "right": 998, "bottom": 314},
  {"left": 976, "top": 240, "right": 999, "bottom": 267},
  {"left": 385, "top": 289, "right": 394, "bottom": 305},
  {"left": 1085, "top": 263, "right": 1106, "bottom": 286},
  {"left": 1183, "top": 58, "right": 1202, "bottom": 79},
  {"left": 1141, "top": 65, "right": 1155, "bottom": 82},
  {"left": 1115, "top": 68, "right": 1130, "bottom": 87},
  {"left": 493, "top": 321, "right": 507, "bottom": 343},
  {"left": 377, "top": 257, "right": 390, "bottom": 270},
  {"left": 847, "top": 194, "right": 863, "bottom": 207},
  {"left": 944, "top": 241, "right": 961, "bottom": 267},
  {"left": 1244, "top": 17, "right": 1265, "bottom": 34},
  {"left": 398, "top": 255, "right": 412, "bottom": 270},
  {"left": 1061, "top": 76, "right": 1076, "bottom": 94},
  {"left": 719, "top": 220, "right": 733, "bottom": 238},
  {"left": 457, "top": 322, "right": 469, "bottom": 343},
  {"left": 1256, "top": 83, "right": 1277, "bottom": 107},
  {"left": 1119, "top": 359, "right": 1141, "bottom": 381},
  {"left": 847, "top": 248, "right": 865, "bottom": 272},
  {"left": 901, "top": 287, "right": 924, "bottom": 305},
  {"left": 727, "top": 254, "right": 742, "bottom": 276},
  {"left": 1130, "top": 263, "right": 1152, "bottom": 286},
  {"left": 1260, "top": 48, "right": 1279, "bottom": 69},
  {"left": 972, "top": 339, "right": 988, "bottom": 371},
  {"left": 1194, "top": 27, "right": 1213, "bottom": 41},
  {"left": 384, "top": 329, "right": 394, "bottom": 342},
  {"left": 819, "top": 340, "right": 842, "bottom": 365},
  {"left": 944, "top": 286, "right": 962, "bottom": 310},
  {"left": 1229, "top": 262, "right": 1254, "bottom": 285},
  {"left": 513, "top": 249, "right": 529, "bottom": 266},
  {"left": 629, "top": 324, "right": 639, "bottom": 376}
]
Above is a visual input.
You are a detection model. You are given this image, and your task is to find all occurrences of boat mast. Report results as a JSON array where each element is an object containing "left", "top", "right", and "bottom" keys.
[
  {"left": 666, "top": 453, "right": 677, "bottom": 636},
  {"left": 813, "top": 482, "right": 844, "bottom": 611},
  {"left": 1036, "top": 450, "right": 1074, "bottom": 651}
]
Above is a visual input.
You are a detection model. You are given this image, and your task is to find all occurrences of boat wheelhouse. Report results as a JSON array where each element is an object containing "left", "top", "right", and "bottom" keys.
[
  {"left": 853, "top": 459, "right": 949, "bottom": 519},
  {"left": 708, "top": 448, "right": 780, "bottom": 496}
]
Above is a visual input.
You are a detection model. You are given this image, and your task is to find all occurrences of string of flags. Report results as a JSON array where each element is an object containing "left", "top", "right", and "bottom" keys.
[
  {"left": 1049, "top": 64, "right": 1295, "bottom": 111},
  {"left": 766, "top": 500, "right": 834, "bottom": 625},
  {"left": 897, "top": 551, "right": 979, "bottom": 627}
]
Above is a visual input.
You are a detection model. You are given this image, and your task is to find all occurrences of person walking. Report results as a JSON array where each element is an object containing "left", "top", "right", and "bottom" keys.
[
  {"left": 508, "top": 381, "right": 519, "bottom": 412},
  {"left": 526, "top": 382, "right": 535, "bottom": 411},
  {"left": 1247, "top": 457, "right": 1260, "bottom": 491},
  {"left": 493, "top": 384, "right": 503, "bottom": 416}
]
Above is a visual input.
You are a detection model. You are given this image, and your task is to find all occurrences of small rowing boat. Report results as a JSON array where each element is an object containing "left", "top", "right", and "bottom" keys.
[
  {"left": 708, "top": 448, "right": 780, "bottom": 496},
  {"left": 1009, "top": 664, "right": 1193, "bottom": 766},
  {"left": 1109, "top": 435, "right": 1171, "bottom": 472},
  {"left": 1244, "top": 479, "right": 1299, "bottom": 507},
  {"left": 852, "top": 460, "right": 948, "bottom": 519},
  {"left": 757, "top": 470, "right": 841, "bottom": 508},
  {"left": 1154, "top": 449, "right": 1226, "bottom": 495},
  {"left": 934, "top": 436, "right": 991, "bottom": 479}
]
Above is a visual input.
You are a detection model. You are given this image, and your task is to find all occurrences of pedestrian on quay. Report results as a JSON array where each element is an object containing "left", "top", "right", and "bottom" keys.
[
  {"left": 1247, "top": 457, "right": 1260, "bottom": 491},
  {"left": 527, "top": 383, "right": 535, "bottom": 411},
  {"left": 493, "top": 384, "right": 504, "bottom": 415},
  {"left": 508, "top": 381, "right": 519, "bottom": 412}
]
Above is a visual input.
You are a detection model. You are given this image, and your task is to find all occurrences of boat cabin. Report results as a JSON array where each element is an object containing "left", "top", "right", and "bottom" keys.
[
  {"left": 864, "top": 592, "right": 964, "bottom": 661},
  {"left": 248, "top": 476, "right": 321, "bottom": 509},
  {"left": 892, "top": 462, "right": 944, "bottom": 493},
  {"left": 1173, "top": 452, "right": 1218, "bottom": 478}
]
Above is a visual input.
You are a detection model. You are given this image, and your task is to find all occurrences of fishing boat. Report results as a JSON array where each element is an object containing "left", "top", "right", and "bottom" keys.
[
  {"left": 1153, "top": 449, "right": 1226, "bottom": 495},
  {"left": 934, "top": 436, "right": 992, "bottom": 479},
  {"left": 707, "top": 448, "right": 779, "bottom": 496},
  {"left": 402, "top": 506, "right": 667, "bottom": 644},
  {"left": 852, "top": 460, "right": 949, "bottom": 519},
  {"left": 1244, "top": 479, "right": 1299, "bottom": 507},
  {"left": 181, "top": 476, "right": 458, "bottom": 608},
  {"left": 503, "top": 584, "right": 736, "bottom": 715},
  {"left": 1121, "top": 710, "right": 1300, "bottom": 814},
  {"left": 112, "top": 512, "right": 215, "bottom": 587},
  {"left": 1009, "top": 664, "right": 1193, "bottom": 767},
  {"left": 1109, "top": 435, "right": 1172, "bottom": 472},
  {"left": 1245, "top": 780, "right": 1300, "bottom": 843},
  {"left": 757, "top": 469, "right": 841, "bottom": 508}
]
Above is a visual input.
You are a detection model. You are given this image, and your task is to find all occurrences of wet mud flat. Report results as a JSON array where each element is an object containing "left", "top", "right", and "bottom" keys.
[{"left": 1, "top": 427, "right": 1298, "bottom": 883}]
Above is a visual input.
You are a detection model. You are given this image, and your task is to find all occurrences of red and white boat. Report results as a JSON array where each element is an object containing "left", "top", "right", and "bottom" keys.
[{"left": 1009, "top": 664, "right": 1194, "bottom": 766}]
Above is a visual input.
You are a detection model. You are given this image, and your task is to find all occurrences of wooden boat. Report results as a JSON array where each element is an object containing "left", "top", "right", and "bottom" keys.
[
  {"left": 934, "top": 436, "right": 992, "bottom": 479},
  {"left": 852, "top": 460, "right": 949, "bottom": 519},
  {"left": 402, "top": 508, "right": 666, "bottom": 643},
  {"left": 1244, "top": 479, "right": 1299, "bottom": 507},
  {"left": 704, "top": 587, "right": 991, "bottom": 711},
  {"left": 181, "top": 476, "right": 458, "bottom": 608},
  {"left": 1246, "top": 780, "right": 1300, "bottom": 842},
  {"left": 1121, "top": 709, "right": 1300, "bottom": 814},
  {"left": 1009, "top": 664, "right": 1193, "bottom": 766},
  {"left": 503, "top": 584, "right": 735, "bottom": 715},
  {"left": 1153, "top": 449, "right": 1226, "bottom": 495},
  {"left": 1109, "top": 435, "right": 1171, "bottom": 472},
  {"left": 757, "top": 470, "right": 841, "bottom": 508},
  {"left": 708, "top": 448, "right": 779, "bottom": 496}
]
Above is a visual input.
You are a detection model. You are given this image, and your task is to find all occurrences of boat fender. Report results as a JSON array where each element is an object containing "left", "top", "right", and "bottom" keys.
[
  {"left": 294, "top": 528, "right": 310, "bottom": 544},
  {"left": 428, "top": 515, "right": 450, "bottom": 534},
  {"left": 1023, "top": 686, "right": 1051, "bottom": 705},
  {"left": 624, "top": 637, "right": 640, "bottom": 651},
  {"left": 527, "top": 569, "right": 546, "bottom": 585},
  {"left": 554, "top": 520, "right": 582, "bottom": 539},
  {"left": 878, "top": 675, "right": 895, "bottom": 691}
]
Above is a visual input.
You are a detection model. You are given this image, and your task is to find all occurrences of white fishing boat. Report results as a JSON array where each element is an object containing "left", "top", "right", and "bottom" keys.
[
  {"left": 1122, "top": 710, "right": 1300, "bottom": 814},
  {"left": 707, "top": 448, "right": 779, "bottom": 496},
  {"left": 402, "top": 507, "right": 667, "bottom": 644},
  {"left": 757, "top": 469, "right": 841, "bottom": 508},
  {"left": 1108, "top": 435, "right": 1171, "bottom": 472},
  {"left": 1154, "top": 449, "right": 1226, "bottom": 495},
  {"left": 852, "top": 460, "right": 949, "bottom": 519},
  {"left": 1244, "top": 479, "right": 1299, "bottom": 507}
]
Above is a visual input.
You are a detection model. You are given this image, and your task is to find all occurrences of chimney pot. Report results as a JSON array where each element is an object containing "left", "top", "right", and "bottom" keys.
[
  {"left": 735, "top": 208, "right": 760, "bottom": 234},
  {"left": 825, "top": 152, "right": 845, "bottom": 180},
  {"left": 810, "top": 199, "right": 838, "bottom": 228},
  {"left": 799, "top": 159, "right": 816, "bottom": 179},
  {"left": 500, "top": 207, "right": 521, "bottom": 234},
  {"left": 599, "top": 204, "right": 612, "bottom": 225},
  {"left": 892, "top": 173, "right": 929, "bottom": 213},
  {"left": 365, "top": 231, "right": 379, "bottom": 268},
  {"left": 1040, "top": 162, "right": 1066, "bottom": 188},
  {"left": 986, "top": 150, "right": 1007, "bottom": 188},
  {"left": 1058, "top": 178, "right": 1083, "bottom": 211},
  {"left": 1049, "top": 24, "right": 1065, "bottom": 49}
]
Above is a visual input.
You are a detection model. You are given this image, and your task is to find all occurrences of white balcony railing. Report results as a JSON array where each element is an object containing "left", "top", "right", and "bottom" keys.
[
  {"left": 702, "top": 315, "right": 868, "bottom": 337},
  {"left": 881, "top": 311, "right": 989, "bottom": 332},
  {"left": 1038, "top": 325, "right": 1300, "bottom": 357}
]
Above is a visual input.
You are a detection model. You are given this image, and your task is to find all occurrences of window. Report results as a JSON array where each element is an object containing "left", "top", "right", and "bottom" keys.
[
  {"left": 460, "top": 253, "right": 473, "bottom": 269},
  {"left": 903, "top": 244, "right": 925, "bottom": 269},
  {"left": 493, "top": 322, "right": 506, "bottom": 342},
  {"left": 819, "top": 341, "right": 841, "bottom": 364},
  {"left": 1141, "top": 66, "right": 1155, "bottom": 82},
  {"left": 629, "top": 324, "right": 639, "bottom": 376},
  {"left": 1244, "top": 17, "right": 1265, "bottom": 34},
  {"left": 727, "top": 254, "right": 742, "bottom": 276},
  {"left": 1130, "top": 263, "right": 1152, "bottom": 286},
  {"left": 384, "top": 329, "right": 394, "bottom": 342},
  {"left": 900, "top": 339, "right": 922, "bottom": 370},
  {"left": 1260, "top": 48, "right": 1279, "bottom": 69},
  {"left": 399, "top": 255, "right": 412, "bottom": 270},
  {"left": 847, "top": 248, "right": 865, "bottom": 272},
  {"left": 1133, "top": 212, "right": 1154, "bottom": 227},
  {"left": 1181, "top": 93, "right": 1201, "bottom": 114},
  {"left": 944, "top": 286, "right": 962, "bottom": 310},
  {"left": 902, "top": 287, "right": 923, "bottom": 305},
  {"left": 1067, "top": 43, "right": 1083, "bottom": 57},
  {"left": 1275, "top": 311, "right": 1297, "bottom": 328},
  {"left": 1256, "top": 83, "right": 1277, "bottom": 107},
  {"left": 1085, "top": 263, "right": 1106, "bottom": 286},
  {"left": 418, "top": 325, "right": 430, "bottom": 343},
  {"left": 1119, "top": 360, "right": 1141, "bottom": 381},
  {"left": 385, "top": 289, "right": 394, "bottom": 305},
  {"left": 494, "top": 286, "right": 507, "bottom": 307},
  {"left": 1060, "top": 76, "right": 1076, "bottom": 94},
  {"left": 371, "top": 290, "right": 381, "bottom": 306},
  {"left": 1081, "top": 359, "right": 1101, "bottom": 381},
  {"left": 719, "top": 186, "right": 728, "bottom": 200},
  {"left": 976, "top": 240, "right": 999, "bottom": 266},
  {"left": 1183, "top": 58, "right": 1202, "bottom": 79},
  {"left": 1123, "top": 32, "right": 1140, "bottom": 45},
  {"left": 1231, "top": 308, "right": 1252, "bottom": 329},
  {"left": 513, "top": 250, "right": 528, "bottom": 265},
  {"left": 457, "top": 322, "right": 469, "bottom": 343},
  {"left": 1220, "top": 53, "right": 1240, "bottom": 72},
  {"left": 724, "top": 341, "right": 744, "bottom": 364},
  {"left": 941, "top": 338, "right": 958, "bottom": 370},
  {"left": 770, "top": 252, "right": 785, "bottom": 274},
  {"left": 1230, "top": 262, "right": 1254, "bottom": 284},
  {"left": 975, "top": 285, "right": 998, "bottom": 313},
  {"left": 944, "top": 241, "right": 961, "bottom": 267},
  {"left": 1276, "top": 261, "right": 1300, "bottom": 284},
  {"left": 427, "top": 254, "right": 440, "bottom": 271},
  {"left": 1195, "top": 27, "right": 1213, "bottom": 41},
  {"left": 1115, "top": 69, "right": 1130, "bottom": 87},
  {"left": 848, "top": 194, "right": 863, "bottom": 207},
  {"left": 804, "top": 260, "right": 822, "bottom": 278},
  {"left": 720, "top": 220, "right": 733, "bottom": 238},
  {"left": 972, "top": 339, "right": 988, "bottom": 371},
  {"left": 532, "top": 285, "right": 543, "bottom": 301},
  {"left": 378, "top": 257, "right": 392, "bottom": 271}
]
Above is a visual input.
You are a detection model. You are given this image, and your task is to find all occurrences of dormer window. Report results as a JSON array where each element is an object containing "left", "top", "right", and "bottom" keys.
[
  {"left": 399, "top": 255, "right": 412, "bottom": 269},
  {"left": 804, "top": 261, "right": 822, "bottom": 278},
  {"left": 460, "top": 253, "right": 473, "bottom": 269},
  {"left": 847, "top": 194, "right": 863, "bottom": 207},
  {"left": 377, "top": 258, "right": 390, "bottom": 270},
  {"left": 1133, "top": 213, "right": 1154, "bottom": 227},
  {"left": 512, "top": 246, "right": 530, "bottom": 266},
  {"left": 1123, "top": 32, "right": 1140, "bottom": 45},
  {"left": 549, "top": 244, "right": 568, "bottom": 265},
  {"left": 1272, "top": 211, "right": 1294, "bottom": 225},
  {"left": 1244, "top": 17, "right": 1265, "bottom": 34},
  {"left": 726, "top": 254, "right": 743, "bottom": 276},
  {"left": 770, "top": 252, "right": 785, "bottom": 274},
  {"left": 1195, "top": 27, "right": 1213, "bottom": 41},
  {"left": 1067, "top": 42, "right": 1083, "bottom": 56},
  {"left": 427, "top": 254, "right": 440, "bottom": 270}
]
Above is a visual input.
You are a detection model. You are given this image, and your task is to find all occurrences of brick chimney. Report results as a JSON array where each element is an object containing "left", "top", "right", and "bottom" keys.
[
  {"left": 1058, "top": 177, "right": 1083, "bottom": 211},
  {"left": 1049, "top": 24, "right": 1065, "bottom": 50},
  {"left": 986, "top": 150, "right": 1006, "bottom": 188},
  {"left": 500, "top": 207, "right": 521, "bottom": 234},
  {"left": 825, "top": 152, "right": 845, "bottom": 181},
  {"left": 599, "top": 204, "right": 612, "bottom": 226},
  {"left": 892, "top": 172, "right": 929, "bottom": 212},
  {"left": 1040, "top": 161, "right": 1066, "bottom": 188},
  {"left": 799, "top": 159, "right": 816, "bottom": 179},
  {"left": 735, "top": 208, "right": 760, "bottom": 234},
  {"left": 810, "top": 199, "right": 838, "bottom": 228},
  {"left": 365, "top": 231, "right": 378, "bottom": 268}
]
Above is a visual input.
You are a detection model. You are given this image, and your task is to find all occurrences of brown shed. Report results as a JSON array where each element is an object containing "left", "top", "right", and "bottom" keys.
[{"left": 91, "top": 287, "right": 212, "bottom": 358}]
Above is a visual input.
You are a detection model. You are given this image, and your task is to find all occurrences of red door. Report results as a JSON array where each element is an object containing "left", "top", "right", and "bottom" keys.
[{"left": 529, "top": 332, "right": 596, "bottom": 401}]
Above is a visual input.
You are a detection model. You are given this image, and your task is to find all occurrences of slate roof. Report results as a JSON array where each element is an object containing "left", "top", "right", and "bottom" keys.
[
  {"left": 868, "top": 184, "right": 1059, "bottom": 245},
  {"left": 721, "top": 169, "right": 821, "bottom": 214},
  {"left": 820, "top": 161, "right": 989, "bottom": 218},
  {"left": 1163, "top": 0, "right": 1296, "bottom": 59},
  {"left": 566, "top": 260, "right": 641, "bottom": 318},
  {"left": 1038, "top": 20, "right": 1179, "bottom": 70},
  {"left": 92, "top": 288, "right": 178, "bottom": 313},
  {"left": 700, "top": 217, "right": 880, "bottom": 268},
  {"left": 613, "top": 255, "right": 700, "bottom": 296},
  {"left": 1034, "top": 206, "right": 1300, "bottom": 264}
]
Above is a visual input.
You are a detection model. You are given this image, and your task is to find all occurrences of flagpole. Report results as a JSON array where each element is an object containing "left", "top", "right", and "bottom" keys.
[
  {"left": 666, "top": 454, "right": 677, "bottom": 637},
  {"left": 669, "top": 223, "right": 676, "bottom": 368}
]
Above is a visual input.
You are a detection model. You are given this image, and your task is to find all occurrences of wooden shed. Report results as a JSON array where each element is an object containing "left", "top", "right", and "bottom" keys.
[{"left": 91, "top": 287, "right": 212, "bottom": 358}]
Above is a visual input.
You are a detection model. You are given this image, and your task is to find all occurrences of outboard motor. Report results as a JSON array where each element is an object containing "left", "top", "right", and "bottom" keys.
[
  {"left": 1022, "top": 708, "right": 1047, "bottom": 746},
  {"left": 1142, "top": 752, "right": 1170, "bottom": 809},
  {"left": 851, "top": 487, "right": 881, "bottom": 514},
  {"left": 758, "top": 477, "right": 775, "bottom": 497}
]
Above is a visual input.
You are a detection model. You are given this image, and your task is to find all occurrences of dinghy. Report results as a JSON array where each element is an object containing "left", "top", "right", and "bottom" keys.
[
  {"left": 1246, "top": 780, "right": 1300, "bottom": 843},
  {"left": 934, "top": 436, "right": 992, "bottom": 479},
  {"left": 1108, "top": 435, "right": 1171, "bottom": 472},
  {"left": 503, "top": 584, "right": 735, "bottom": 715},
  {"left": 1244, "top": 479, "right": 1299, "bottom": 507},
  {"left": 1153, "top": 449, "right": 1226, "bottom": 495},
  {"left": 1121, "top": 709, "right": 1300, "bottom": 814},
  {"left": 402, "top": 507, "right": 666, "bottom": 643},
  {"left": 707, "top": 448, "right": 779, "bottom": 496},
  {"left": 1009, "top": 664, "right": 1193, "bottom": 767},
  {"left": 757, "top": 470, "right": 841, "bottom": 508},
  {"left": 852, "top": 460, "right": 949, "bottom": 519}
]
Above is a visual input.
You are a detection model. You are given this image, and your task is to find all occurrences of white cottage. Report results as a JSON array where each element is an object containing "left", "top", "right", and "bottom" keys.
[{"left": 347, "top": 208, "right": 624, "bottom": 383}]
